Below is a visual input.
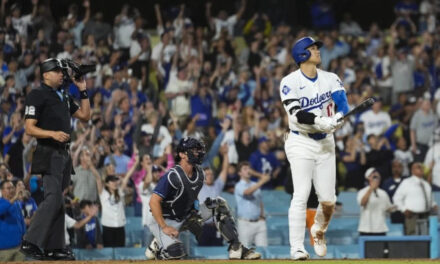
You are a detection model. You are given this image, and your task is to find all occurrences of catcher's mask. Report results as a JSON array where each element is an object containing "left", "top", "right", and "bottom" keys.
[{"left": 175, "top": 137, "right": 206, "bottom": 166}]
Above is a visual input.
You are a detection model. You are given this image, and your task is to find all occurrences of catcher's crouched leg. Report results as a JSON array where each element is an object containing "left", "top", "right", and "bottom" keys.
[{"left": 205, "top": 197, "right": 261, "bottom": 260}]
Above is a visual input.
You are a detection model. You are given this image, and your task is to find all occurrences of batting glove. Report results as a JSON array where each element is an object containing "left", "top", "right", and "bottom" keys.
[
  {"left": 332, "top": 112, "right": 344, "bottom": 129},
  {"left": 314, "top": 116, "right": 337, "bottom": 133}
]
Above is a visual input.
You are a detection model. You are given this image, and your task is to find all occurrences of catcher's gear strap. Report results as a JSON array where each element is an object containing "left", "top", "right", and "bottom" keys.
[
  {"left": 163, "top": 242, "right": 186, "bottom": 259},
  {"left": 181, "top": 210, "right": 203, "bottom": 242},
  {"left": 205, "top": 197, "right": 239, "bottom": 244}
]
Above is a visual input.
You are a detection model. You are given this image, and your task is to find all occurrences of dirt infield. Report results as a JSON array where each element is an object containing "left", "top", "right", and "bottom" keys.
[{"left": 10, "top": 259, "right": 439, "bottom": 264}]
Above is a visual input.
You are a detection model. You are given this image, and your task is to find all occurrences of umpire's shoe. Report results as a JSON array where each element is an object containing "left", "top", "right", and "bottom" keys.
[
  {"left": 44, "top": 248, "right": 76, "bottom": 260},
  {"left": 20, "top": 240, "right": 44, "bottom": 260},
  {"left": 311, "top": 224, "right": 327, "bottom": 257}
]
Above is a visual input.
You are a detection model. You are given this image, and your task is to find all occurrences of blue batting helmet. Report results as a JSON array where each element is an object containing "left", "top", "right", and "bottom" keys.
[{"left": 291, "top": 37, "right": 323, "bottom": 65}]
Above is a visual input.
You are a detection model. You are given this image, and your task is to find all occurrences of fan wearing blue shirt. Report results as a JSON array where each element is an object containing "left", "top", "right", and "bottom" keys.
[{"left": 249, "top": 137, "right": 281, "bottom": 189}]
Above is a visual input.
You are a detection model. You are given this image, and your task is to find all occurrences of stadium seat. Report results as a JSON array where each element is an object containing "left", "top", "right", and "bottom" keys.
[
  {"left": 434, "top": 192, "right": 440, "bottom": 207},
  {"left": 329, "top": 217, "right": 358, "bottom": 230},
  {"left": 220, "top": 192, "right": 237, "bottom": 215},
  {"left": 73, "top": 248, "right": 114, "bottom": 260},
  {"left": 388, "top": 222, "right": 404, "bottom": 236},
  {"left": 337, "top": 192, "right": 360, "bottom": 216},
  {"left": 267, "top": 229, "right": 285, "bottom": 245},
  {"left": 125, "top": 217, "right": 142, "bottom": 231},
  {"left": 326, "top": 229, "right": 357, "bottom": 245},
  {"left": 333, "top": 244, "right": 360, "bottom": 259},
  {"left": 126, "top": 230, "right": 144, "bottom": 247},
  {"left": 264, "top": 245, "right": 291, "bottom": 259},
  {"left": 191, "top": 246, "right": 229, "bottom": 259},
  {"left": 113, "top": 247, "right": 146, "bottom": 260},
  {"left": 125, "top": 206, "right": 135, "bottom": 217},
  {"left": 266, "top": 215, "right": 288, "bottom": 230}
]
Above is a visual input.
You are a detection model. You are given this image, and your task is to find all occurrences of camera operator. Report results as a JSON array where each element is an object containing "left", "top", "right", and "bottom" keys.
[{"left": 20, "top": 58, "right": 91, "bottom": 260}]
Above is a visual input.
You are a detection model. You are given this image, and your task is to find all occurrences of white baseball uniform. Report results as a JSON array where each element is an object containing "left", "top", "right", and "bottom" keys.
[{"left": 280, "top": 68, "right": 345, "bottom": 254}]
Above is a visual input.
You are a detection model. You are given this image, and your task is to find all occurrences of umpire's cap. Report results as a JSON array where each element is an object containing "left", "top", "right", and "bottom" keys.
[
  {"left": 40, "top": 58, "right": 63, "bottom": 74},
  {"left": 291, "top": 37, "right": 323, "bottom": 65}
]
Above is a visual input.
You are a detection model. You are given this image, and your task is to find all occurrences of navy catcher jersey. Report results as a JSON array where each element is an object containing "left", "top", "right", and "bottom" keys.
[{"left": 153, "top": 165, "right": 204, "bottom": 221}]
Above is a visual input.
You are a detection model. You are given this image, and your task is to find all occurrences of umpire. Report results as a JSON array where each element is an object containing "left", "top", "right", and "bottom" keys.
[{"left": 20, "top": 58, "right": 91, "bottom": 260}]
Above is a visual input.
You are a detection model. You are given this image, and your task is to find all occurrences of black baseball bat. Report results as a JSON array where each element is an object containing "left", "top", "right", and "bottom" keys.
[{"left": 337, "top": 97, "right": 375, "bottom": 122}]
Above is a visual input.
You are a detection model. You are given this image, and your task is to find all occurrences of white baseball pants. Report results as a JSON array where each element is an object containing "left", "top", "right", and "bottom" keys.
[{"left": 284, "top": 132, "right": 337, "bottom": 253}]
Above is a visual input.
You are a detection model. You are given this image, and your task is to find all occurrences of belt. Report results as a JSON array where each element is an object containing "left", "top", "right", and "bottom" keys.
[
  {"left": 238, "top": 218, "right": 260, "bottom": 223},
  {"left": 40, "top": 142, "right": 70, "bottom": 151},
  {"left": 291, "top": 130, "right": 327, "bottom": 140}
]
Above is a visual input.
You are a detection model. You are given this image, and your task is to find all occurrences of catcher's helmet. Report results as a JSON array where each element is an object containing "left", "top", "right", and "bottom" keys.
[
  {"left": 175, "top": 137, "right": 206, "bottom": 165},
  {"left": 291, "top": 37, "right": 323, "bottom": 65}
]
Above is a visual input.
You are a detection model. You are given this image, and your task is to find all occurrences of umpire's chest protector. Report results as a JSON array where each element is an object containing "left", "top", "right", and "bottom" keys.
[{"left": 161, "top": 165, "right": 204, "bottom": 221}]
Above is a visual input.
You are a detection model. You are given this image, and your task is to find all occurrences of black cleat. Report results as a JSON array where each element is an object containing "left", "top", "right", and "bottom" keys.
[
  {"left": 44, "top": 248, "right": 75, "bottom": 260},
  {"left": 20, "top": 240, "right": 45, "bottom": 260}
]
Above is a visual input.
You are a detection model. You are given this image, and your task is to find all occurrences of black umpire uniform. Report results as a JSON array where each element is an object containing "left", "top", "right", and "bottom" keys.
[{"left": 20, "top": 58, "right": 90, "bottom": 260}]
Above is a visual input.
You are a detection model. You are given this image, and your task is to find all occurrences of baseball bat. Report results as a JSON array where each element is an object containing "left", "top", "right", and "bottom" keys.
[{"left": 337, "top": 97, "right": 375, "bottom": 122}]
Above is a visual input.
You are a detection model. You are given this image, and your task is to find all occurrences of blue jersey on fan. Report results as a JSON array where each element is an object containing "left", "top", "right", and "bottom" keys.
[{"left": 249, "top": 149, "right": 280, "bottom": 189}]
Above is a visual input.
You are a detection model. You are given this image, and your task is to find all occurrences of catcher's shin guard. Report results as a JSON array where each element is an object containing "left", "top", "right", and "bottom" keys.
[{"left": 205, "top": 197, "right": 239, "bottom": 244}]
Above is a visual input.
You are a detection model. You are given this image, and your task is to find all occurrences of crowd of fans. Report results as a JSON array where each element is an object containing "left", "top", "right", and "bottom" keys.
[{"left": 0, "top": 0, "right": 440, "bottom": 254}]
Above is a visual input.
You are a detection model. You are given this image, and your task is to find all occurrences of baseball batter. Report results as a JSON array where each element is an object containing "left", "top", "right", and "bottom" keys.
[{"left": 280, "top": 37, "right": 349, "bottom": 260}]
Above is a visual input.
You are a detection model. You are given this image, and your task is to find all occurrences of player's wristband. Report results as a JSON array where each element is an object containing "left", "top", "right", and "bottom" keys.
[{"left": 79, "top": 90, "right": 88, "bottom": 99}]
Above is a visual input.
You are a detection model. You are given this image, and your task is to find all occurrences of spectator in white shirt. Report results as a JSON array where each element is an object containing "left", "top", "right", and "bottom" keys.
[
  {"left": 205, "top": 0, "right": 247, "bottom": 40},
  {"left": 139, "top": 164, "right": 162, "bottom": 247},
  {"left": 410, "top": 99, "right": 437, "bottom": 162},
  {"left": 94, "top": 162, "right": 132, "bottom": 247},
  {"left": 393, "top": 137, "right": 413, "bottom": 177},
  {"left": 9, "top": 1, "right": 38, "bottom": 38},
  {"left": 424, "top": 129, "right": 440, "bottom": 190},
  {"left": 359, "top": 99, "right": 392, "bottom": 136},
  {"left": 113, "top": 4, "right": 135, "bottom": 52},
  {"left": 357, "top": 168, "right": 394, "bottom": 236},
  {"left": 140, "top": 111, "right": 172, "bottom": 158},
  {"left": 151, "top": 30, "right": 176, "bottom": 84},
  {"left": 393, "top": 162, "right": 438, "bottom": 235},
  {"left": 165, "top": 52, "right": 194, "bottom": 121}
]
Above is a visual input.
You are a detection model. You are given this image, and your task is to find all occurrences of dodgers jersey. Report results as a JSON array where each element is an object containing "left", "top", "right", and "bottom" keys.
[{"left": 280, "top": 69, "right": 345, "bottom": 134}]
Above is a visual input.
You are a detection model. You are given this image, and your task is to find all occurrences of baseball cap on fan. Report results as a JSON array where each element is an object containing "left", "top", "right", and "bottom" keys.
[
  {"left": 364, "top": 167, "right": 377, "bottom": 179},
  {"left": 258, "top": 136, "right": 269, "bottom": 144}
]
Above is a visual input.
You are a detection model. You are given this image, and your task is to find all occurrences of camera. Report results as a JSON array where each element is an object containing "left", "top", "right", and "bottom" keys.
[{"left": 59, "top": 59, "right": 96, "bottom": 83}]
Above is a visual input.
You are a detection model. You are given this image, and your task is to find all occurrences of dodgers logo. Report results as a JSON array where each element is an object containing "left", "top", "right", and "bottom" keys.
[
  {"left": 299, "top": 92, "right": 332, "bottom": 110},
  {"left": 282, "top": 85, "right": 290, "bottom": 95}
]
